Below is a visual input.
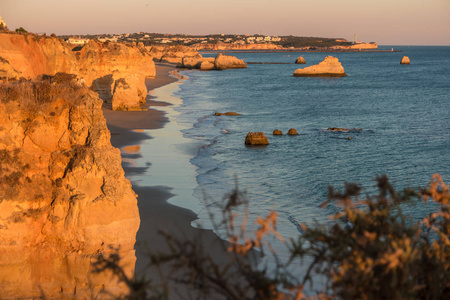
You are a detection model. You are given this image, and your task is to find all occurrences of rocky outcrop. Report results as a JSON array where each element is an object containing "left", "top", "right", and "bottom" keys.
[
  {"left": 0, "top": 80, "right": 140, "bottom": 298},
  {"left": 180, "top": 54, "right": 246, "bottom": 71},
  {"left": 214, "top": 112, "right": 241, "bottom": 116},
  {"left": 147, "top": 45, "right": 201, "bottom": 64},
  {"left": 77, "top": 40, "right": 155, "bottom": 110},
  {"left": 181, "top": 55, "right": 204, "bottom": 69},
  {"left": 0, "top": 33, "right": 78, "bottom": 78},
  {"left": 245, "top": 132, "right": 269, "bottom": 145},
  {"left": 293, "top": 56, "right": 347, "bottom": 77},
  {"left": 400, "top": 56, "right": 410, "bottom": 64},
  {"left": 295, "top": 56, "right": 306, "bottom": 64},
  {"left": 214, "top": 53, "right": 247, "bottom": 70},
  {"left": 273, "top": 129, "right": 283, "bottom": 135},
  {"left": 287, "top": 128, "right": 298, "bottom": 135},
  {"left": 0, "top": 56, "right": 22, "bottom": 80},
  {"left": 200, "top": 58, "right": 215, "bottom": 70},
  {"left": 192, "top": 43, "right": 282, "bottom": 51},
  {"left": 0, "top": 33, "right": 156, "bottom": 111}
]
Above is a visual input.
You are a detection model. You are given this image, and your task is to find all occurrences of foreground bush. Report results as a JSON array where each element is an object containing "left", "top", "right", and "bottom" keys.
[{"left": 96, "top": 175, "right": 449, "bottom": 299}]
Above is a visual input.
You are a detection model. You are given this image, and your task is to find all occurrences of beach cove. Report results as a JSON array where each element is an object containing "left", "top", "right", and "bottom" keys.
[{"left": 103, "top": 62, "right": 241, "bottom": 298}]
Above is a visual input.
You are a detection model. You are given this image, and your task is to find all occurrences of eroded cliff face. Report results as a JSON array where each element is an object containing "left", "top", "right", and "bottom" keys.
[
  {"left": 0, "top": 33, "right": 156, "bottom": 111},
  {"left": 77, "top": 40, "right": 156, "bottom": 110},
  {"left": 147, "top": 45, "right": 201, "bottom": 64},
  {"left": 0, "top": 33, "right": 78, "bottom": 78},
  {"left": 0, "top": 81, "right": 140, "bottom": 298}
]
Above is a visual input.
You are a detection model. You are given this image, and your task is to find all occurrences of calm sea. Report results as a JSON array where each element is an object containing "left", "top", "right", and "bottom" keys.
[{"left": 166, "top": 46, "right": 450, "bottom": 253}]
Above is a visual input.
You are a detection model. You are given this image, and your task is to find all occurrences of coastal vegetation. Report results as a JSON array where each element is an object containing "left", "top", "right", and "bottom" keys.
[{"left": 99, "top": 175, "right": 450, "bottom": 299}]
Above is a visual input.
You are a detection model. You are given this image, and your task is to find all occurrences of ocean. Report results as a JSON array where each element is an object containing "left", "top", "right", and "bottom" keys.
[{"left": 134, "top": 46, "right": 450, "bottom": 256}]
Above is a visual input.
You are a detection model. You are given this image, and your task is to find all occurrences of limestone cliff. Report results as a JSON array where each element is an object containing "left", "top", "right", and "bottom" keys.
[
  {"left": 0, "top": 79, "right": 140, "bottom": 298},
  {"left": 77, "top": 40, "right": 156, "bottom": 110},
  {"left": 147, "top": 45, "right": 201, "bottom": 64},
  {"left": 0, "top": 33, "right": 78, "bottom": 78},
  {"left": 0, "top": 33, "right": 156, "bottom": 111},
  {"left": 293, "top": 56, "right": 347, "bottom": 77}
]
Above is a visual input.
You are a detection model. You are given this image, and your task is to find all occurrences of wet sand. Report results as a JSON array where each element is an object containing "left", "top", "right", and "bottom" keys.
[{"left": 103, "top": 62, "right": 241, "bottom": 298}]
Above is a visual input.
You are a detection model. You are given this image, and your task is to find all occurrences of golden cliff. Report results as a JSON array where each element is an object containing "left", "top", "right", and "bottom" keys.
[
  {"left": 0, "top": 33, "right": 156, "bottom": 111},
  {"left": 77, "top": 40, "right": 156, "bottom": 111},
  {"left": 0, "top": 78, "right": 140, "bottom": 298}
]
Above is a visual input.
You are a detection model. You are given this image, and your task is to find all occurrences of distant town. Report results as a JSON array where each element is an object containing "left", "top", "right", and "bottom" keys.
[{"left": 60, "top": 32, "right": 375, "bottom": 49}]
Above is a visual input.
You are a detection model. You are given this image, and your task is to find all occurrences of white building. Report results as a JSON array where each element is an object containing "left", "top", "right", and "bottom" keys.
[
  {"left": 0, "top": 15, "right": 7, "bottom": 28},
  {"left": 67, "top": 37, "right": 90, "bottom": 45}
]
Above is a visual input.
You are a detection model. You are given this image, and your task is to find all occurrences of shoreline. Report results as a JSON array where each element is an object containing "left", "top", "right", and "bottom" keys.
[{"left": 103, "top": 63, "right": 236, "bottom": 297}]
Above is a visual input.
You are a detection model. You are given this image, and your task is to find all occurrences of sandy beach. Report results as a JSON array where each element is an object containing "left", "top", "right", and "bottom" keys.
[{"left": 102, "top": 62, "right": 236, "bottom": 298}]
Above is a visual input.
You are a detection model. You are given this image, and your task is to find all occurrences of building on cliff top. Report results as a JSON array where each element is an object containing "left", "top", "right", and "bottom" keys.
[
  {"left": 67, "top": 37, "right": 90, "bottom": 45},
  {"left": 0, "top": 15, "right": 6, "bottom": 29}
]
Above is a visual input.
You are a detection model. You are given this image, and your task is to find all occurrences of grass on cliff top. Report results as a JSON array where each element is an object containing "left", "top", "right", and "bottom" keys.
[{"left": 0, "top": 73, "right": 89, "bottom": 110}]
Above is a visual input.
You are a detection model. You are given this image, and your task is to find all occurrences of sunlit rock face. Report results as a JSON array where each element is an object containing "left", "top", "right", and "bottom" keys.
[
  {"left": 0, "top": 86, "right": 140, "bottom": 299},
  {"left": 147, "top": 45, "right": 201, "bottom": 64},
  {"left": 293, "top": 56, "right": 347, "bottom": 77},
  {"left": 77, "top": 40, "right": 156, "bottom": 110},
  {"left": 0, "top": 33, "right": 78, "bottom": 78},
  {"left": 214, "top": 53, "right": 247, "bottom": 70},
  {"left": 0, "top": 34, "right": 156, "bottom": 111}
]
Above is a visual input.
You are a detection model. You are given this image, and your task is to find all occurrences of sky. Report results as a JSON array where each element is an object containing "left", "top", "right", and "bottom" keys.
[{"left": 1, "top": 0, "right": 449, "bottom": 45}]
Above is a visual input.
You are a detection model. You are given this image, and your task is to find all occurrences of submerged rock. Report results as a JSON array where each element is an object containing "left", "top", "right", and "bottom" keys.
[
  {"left": 295, "top": 56, "right": 306, "bottom": 64},
  {"left": 400, "top": 56, "right": 410, "bottom": 64},
  {"left": 214, "top": 112, "right": 241, "bottom": 116},
  {"left": 293, "top": 56, "right": 347, "bottom": 77},
  {"left": 245, "top": 132, "right": 269, "bottom": 145}
]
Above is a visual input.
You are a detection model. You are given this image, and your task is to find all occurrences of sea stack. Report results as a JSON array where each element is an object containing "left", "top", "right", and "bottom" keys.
[
  {"left": 214, "top": 53, "right": 247, "bottom": 70},
  {"left": 293, "top": 56, "right": 347, "bottom": 77},
  {"left": 245, "top": 132, "right": 269, "bottom": 145},
  {"left": 295, "top": 56, "right": 306, "bottom": 64},
  {"left": 287, "top": 128, "right": 298, "bottom": 135},
  {"left": 400, "top": 56, "right": 410, "bottom": 64}
]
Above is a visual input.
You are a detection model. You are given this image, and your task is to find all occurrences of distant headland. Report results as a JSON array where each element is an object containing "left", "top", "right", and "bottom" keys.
[{"left": 60, "top": 32, "right": 379, "bottom": 52}]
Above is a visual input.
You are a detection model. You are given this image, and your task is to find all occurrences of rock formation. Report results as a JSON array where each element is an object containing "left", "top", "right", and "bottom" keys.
[
  {"left": 214, "top": 112, "right": 241, "bottom": 116},
  {"left": 0, "top": 33, "right": 156, "bottom": 111},
  {"left": 0, "top": 79, "right": 140, "bottom": 298},
  {"left": 295, "top": 56, "right": 306, "bottom": 64},
  {"left": 77, "top": 40, "right": 155, "bottom": 110},
  {"left": 181, "top": 55, "right": 204, "bottom": 69},
  {"left": 199, "top": 57, "right": 215, "bottom": 70},
  {"left": 245, "top": 132, "right": 269, "bottom": 145},
  {"left": 147, "top": 45, "right": 201, "bottom": 64},
  {"left": 214, "top": 53, "right": 247, "bottom": 70},
  {"left": 400, "top": 56, "right": 410, "bottom": 64},
  {"left": 287, "top": 128, "right": 298, "bottom": 135},
  {"left": 273, "top": 129, "right": 283, "bottom": 135},
  {"left": 293, "top": 56, "right": 347, "bottom": 77},
  {"left": 0, "top": 33, "right": 78, "bottom": 78},
  {"left": 0, "top": 56, "right": 22, "bottom": 80}
]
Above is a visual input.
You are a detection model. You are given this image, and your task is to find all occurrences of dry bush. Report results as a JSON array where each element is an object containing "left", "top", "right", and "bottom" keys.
[
  {"left": 95, "top": 175, "right": 449, "bottom": 300},
  {"left": 0, "top": 73, "right": 88, "bottom": 110}
]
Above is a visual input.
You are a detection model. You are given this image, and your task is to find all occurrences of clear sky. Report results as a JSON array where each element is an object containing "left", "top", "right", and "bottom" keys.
[{"left": 1, "top": 0, "right": 449, "bottom": 45}]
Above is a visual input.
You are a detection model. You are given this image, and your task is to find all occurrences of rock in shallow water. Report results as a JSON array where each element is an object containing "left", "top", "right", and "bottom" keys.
[
  {"left": 245, "top": 132, "right": 269, "bottom": 145},
  {"left": 287, "top": 128, "right": 298, "bottom": 135},
  {"left": 293, "top": 56, "right": 347, "bottom": 77},
  {"left": 400, "top": 56, "right": 410, "bottom": 64}
]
